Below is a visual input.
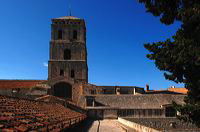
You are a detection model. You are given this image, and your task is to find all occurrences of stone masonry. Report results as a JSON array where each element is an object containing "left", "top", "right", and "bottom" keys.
[{"left": 48, "top": 16, "right": 88, "bottom": 103}]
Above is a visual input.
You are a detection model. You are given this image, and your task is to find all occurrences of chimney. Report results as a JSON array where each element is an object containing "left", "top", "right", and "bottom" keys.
[
  {"left": 146, "top": 84, "right": 149, "bottom": 92},
  {"left": 116, "top": 86, "right": 120, "bottom": 95},
  {"left": 133, "top": 88, "right": 136, "bottom": 95}
]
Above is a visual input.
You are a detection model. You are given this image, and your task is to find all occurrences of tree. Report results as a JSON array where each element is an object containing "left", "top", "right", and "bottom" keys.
[{"left": 138, "top": 0, "right": 200, "bottom": 127}]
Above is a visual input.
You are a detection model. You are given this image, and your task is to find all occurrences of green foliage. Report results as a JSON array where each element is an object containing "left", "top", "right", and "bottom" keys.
[
  {"left": 138, "top": 0, "right": 200, "bottom": 127},
  {"left": 173, "top": 101, "right": 200, "bottom": 127}
]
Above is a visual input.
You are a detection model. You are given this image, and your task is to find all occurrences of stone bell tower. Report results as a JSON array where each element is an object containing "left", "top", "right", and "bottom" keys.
[{"left": 48, "top": 16, "right": 88, "bottom": 102}]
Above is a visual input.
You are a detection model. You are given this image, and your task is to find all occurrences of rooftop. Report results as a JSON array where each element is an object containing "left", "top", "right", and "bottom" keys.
[
  {"left": 0, "top": 80, "right": 47, "bottom": 89},
  {"left": 88, "top": 94, "right": 186, "bottom": 109},
  {"left": 54, "top": 16, "right": 80, "bottom": 20},
  {"left": 0, "top": 95, "right": 86, "bottom": 131},
  {"left": 167, "top": 87, "right": 188, "bottom": 94}
]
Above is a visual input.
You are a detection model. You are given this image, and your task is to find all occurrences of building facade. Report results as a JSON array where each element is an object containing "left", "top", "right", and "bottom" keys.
[
  {"left": 0, "top": 15, "right": 187, "bottom": 120},
  {"left": 48, "top": 16, "right": 88, "bottom": 103}
]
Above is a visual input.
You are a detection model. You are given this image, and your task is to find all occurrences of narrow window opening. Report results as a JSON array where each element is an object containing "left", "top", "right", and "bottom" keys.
[
  {"left": 64, "top": 49, "right": 71, "bottom": 60},
  {"left": 148, "top": 109, "right": 152, "bottom": 117},
  {"left": 71, "top": 70, "right": 75, "bottom": 78},
  {"left": 60, "top": 69, "right": 64, "bottom": 76},
  {"left": 58, "top": 30, "right": 62, "bottom": 39},
  {"left": 73, "top": 30, "right": 77, "bottom": 40}
]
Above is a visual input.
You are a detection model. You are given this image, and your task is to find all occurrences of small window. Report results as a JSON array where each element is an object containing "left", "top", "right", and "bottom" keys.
[
  {"left": 64, "top": 49, "right": 71, "bottom": 60},
  {"left": 60, "top": 69, "right": 64, "bottom": 76},
  {"left": 148, "top": 109, "right": 152, "bottom": 116},
  {"left": 165, "top": 107, "right": 176, "bottom": 117},
  {"left": 71, "top": 70, "right": 75, "bottom": 78},
  {"left": 155, "top": 109, "right": 161, "bottom": 116},
  {"left": 142, "top": 109, "right": 146, "bottom": 116},
  {"left": 58, "top": 29, "right": 62, "bottom": 39},
  {"left": 73, "top": 30, "right": 77, "bottom": 40}
]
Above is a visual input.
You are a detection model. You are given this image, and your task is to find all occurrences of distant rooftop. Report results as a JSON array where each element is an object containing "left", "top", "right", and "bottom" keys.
[
  {"left": 0, "top": 80, "right": 47, "bottom": 89},
  {"left": 86, "top": 94, "right": 185, "bottom": 109},
  {"left": 167, "top": 87, "right": 188, "bottom": 94}
]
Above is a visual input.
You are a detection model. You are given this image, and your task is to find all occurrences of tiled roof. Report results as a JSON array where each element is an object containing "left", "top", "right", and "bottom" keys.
[
  {"left": 91, "top": 94, "right": 185, "bottom": 109},
  {"left": 36, "top": 95, "right": 87, "bottom": 113},
  {"left": 146, "top": 88, "right": 188, "bottom": 94},
  {"left": 35, "top": 95, "right": 66, "bottom": 105},
  {"left": 0, "top": 95, "right": 86, "bottom": 131},
  {"left": 0, "top": 80, "right": 47, "bottom": 89},
  {"left": 146, "top": 90, "right": 183, "bottom": 94},
  {"left": 167, "top": 88, "right": 188, "bottom": 94}
]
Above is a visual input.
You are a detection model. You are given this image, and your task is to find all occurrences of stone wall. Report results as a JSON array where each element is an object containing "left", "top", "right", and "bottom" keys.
[
  {"left": 72, "top": 82, "right": 85, "bottom": 104},
  {"left": 118, "top": 117, "right": 161, "bottom": 132},
  {"left": 87, "top": 108, "right": 118, "bottom": 119},
  {"left": 48, "top": 17, "right": 88, "bottom": 83},
  {"left": 123, "top": 118, "right": 200, "bottom": 131},
  {"left": 85, "top": 85, "right": 145, "bottom": 95},
  {"left": 84, "top": 94, "right": 185, "bottom": 109},
  {"left": 0, "top": 88, "right": 30, "bottom": 96},
  {"left": 48, "top": 16, "right": 88, "bottom": 103},
  {"left": 49, "top": 60, "right": 88, "bottom": 81},
  {"left": 86, "top": 108, "right": 167, "bottom": 119}
]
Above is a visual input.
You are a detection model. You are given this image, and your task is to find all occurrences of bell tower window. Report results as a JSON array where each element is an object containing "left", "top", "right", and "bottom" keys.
[
  {"left": 73, "top": 30, "right": 77, "bottom": 40},
  {"left": 71, "top": 70, "right": 75, "bottom": 78},
  {"left": 60, "top": 69, "right": 64, "bottom": 76},
  {"left": 64, "top": 49, "right": 71, "bottom": 60},
  {"left": 58, "top": 29, "right": 62, "bottom": 39}
]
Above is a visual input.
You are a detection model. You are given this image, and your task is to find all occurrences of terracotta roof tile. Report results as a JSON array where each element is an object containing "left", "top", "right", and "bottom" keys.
[
  {"left": 0, "top": 80, "right": 47, "bottom": 89},
  {"left": 15, "top": 124, "right": 29, "bottom": 132},
  {"left": 167, "top": 88, "right": 188, "bottom": 94},
  {"left": 2, "top": 128, "right": 15, "bottom": 132},
  {"left": 0, "top": 95, "right": 86, "bottom": 131}
]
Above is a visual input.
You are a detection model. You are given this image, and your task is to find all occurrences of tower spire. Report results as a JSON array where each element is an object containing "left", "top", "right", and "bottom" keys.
[{"left": 68, "top": 0, "right": 72, "bottom": 16}]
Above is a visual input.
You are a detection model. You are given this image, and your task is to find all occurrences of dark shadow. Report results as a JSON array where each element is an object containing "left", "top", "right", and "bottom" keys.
[
  {"left": 97, "top": 120, "right": 100, "bottom": 132},
  {"left": 64, "top": 49, "right": 71, "bottom": 60},
  {"left": 63, "top": 118, "right": 95, "bottom": 132},
  {"left": 95, "top": 101, "right": 106, "bottom": 106},
  {"left": 53, "top": 82, "right": 72, "bottom": 99}
]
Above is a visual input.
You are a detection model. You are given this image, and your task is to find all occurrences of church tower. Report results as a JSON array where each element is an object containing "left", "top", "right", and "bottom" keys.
[{"left": 48, "top": 16, "right": 88, "bottom": 102}]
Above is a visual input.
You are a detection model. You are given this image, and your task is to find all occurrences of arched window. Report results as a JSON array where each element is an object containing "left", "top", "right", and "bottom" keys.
[
  {"left": 53, "top": 82, "right": 72, "bottom": 99},
  {"left": 64, "top": 49, "right": 71, "bottom": 60},
  {"left": 58, "top": 29, "right": 62, "bottom": 39},
  {"left": 60, "top": 69, "right": 64, "bottom": 76},
  {"left": 73, "top": 30, "right": 77, "bottom": 40},
  {"left": 71, "top": 70, "right": 75, "bottom": 78}
]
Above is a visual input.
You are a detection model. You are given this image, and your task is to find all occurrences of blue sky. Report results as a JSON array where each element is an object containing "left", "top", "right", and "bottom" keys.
[{"left": 0, "top": 0, "right": 183, "bottom": 90}]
